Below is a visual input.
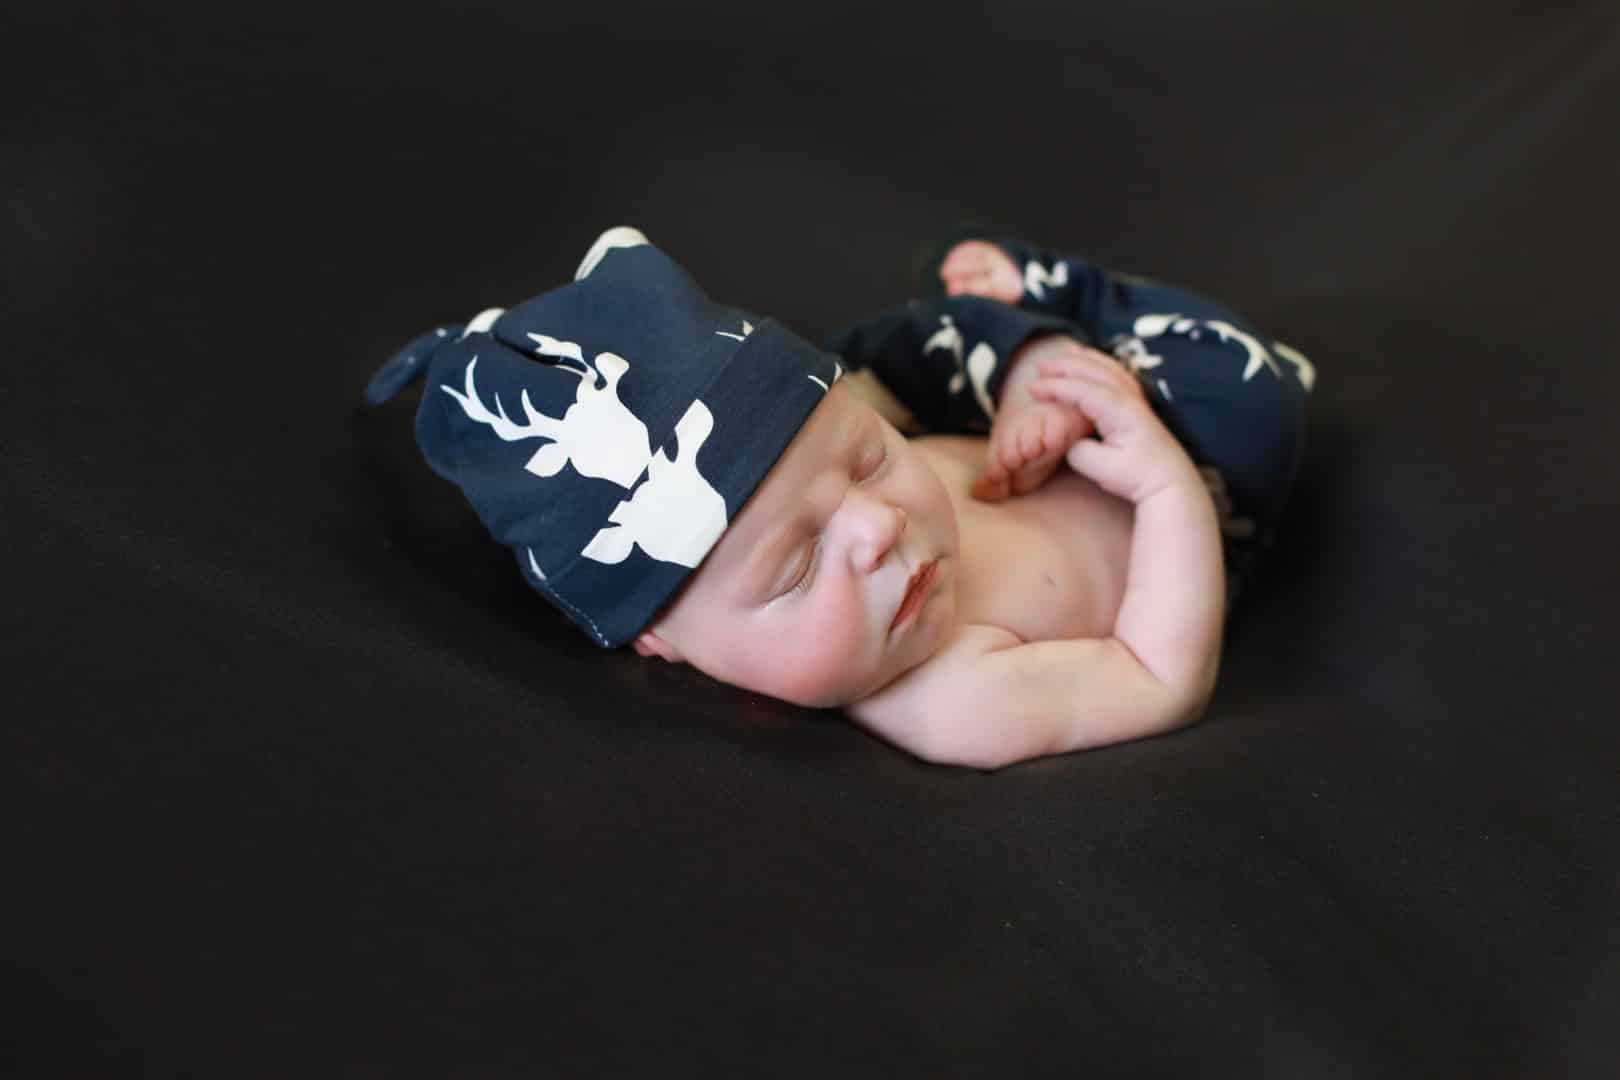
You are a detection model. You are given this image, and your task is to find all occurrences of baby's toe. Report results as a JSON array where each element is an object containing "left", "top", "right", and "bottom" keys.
[
  {"left": 972, "top": 461, "right": 1012, "bottom": 502},
  {"left": 1010, "top": 449, "right": 1062, "bottom": 494},
  {"left": 997, "top": 435, "right": 1026, "bottom": 473},
  {"left": 1017, "top": 421, "right": 1043, "bottom": 460}
]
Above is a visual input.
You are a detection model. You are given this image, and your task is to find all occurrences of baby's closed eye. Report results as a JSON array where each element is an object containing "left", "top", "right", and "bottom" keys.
[
  {"left": 784, "top": 539, "right": 819, "bottom": 598},
  {"left": 860, "top": 440, "right": 889, "bottom": 483},
  {"left": 778, "top": 436, "right": 891, "bottom": 599}
]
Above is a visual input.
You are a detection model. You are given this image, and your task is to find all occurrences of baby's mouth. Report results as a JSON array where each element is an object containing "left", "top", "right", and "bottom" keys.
[{"left": 889, "top": 559, "right": 938, "bottom": 633}]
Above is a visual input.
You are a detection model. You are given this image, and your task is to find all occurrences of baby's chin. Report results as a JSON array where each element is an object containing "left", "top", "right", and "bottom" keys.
[
  {"left": 755, "top": 668, "right": 871, "bottom": 711},
  {"left": 796, "top": 618, "right": 954, "bottom": 709},
  {"left": 676, "top": 594, "right": 956, "bottom": 711},
  {"left": 718, "top": 652, "right": 889, "bottom": 712}
]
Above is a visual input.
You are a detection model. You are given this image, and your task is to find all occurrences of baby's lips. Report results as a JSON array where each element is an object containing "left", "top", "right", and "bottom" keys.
[{"left": 889, "top": 560, "right": 939, "bottom": 633}]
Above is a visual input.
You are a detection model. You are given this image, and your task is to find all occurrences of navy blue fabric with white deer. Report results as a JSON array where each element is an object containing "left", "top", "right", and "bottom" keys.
[{"left": 364, "top": 227, "right": 846, "bottom": 648}]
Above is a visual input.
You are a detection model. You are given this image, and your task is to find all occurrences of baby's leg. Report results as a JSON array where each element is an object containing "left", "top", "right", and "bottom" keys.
[
  {"left": 917, "top": 231, "right": 1315, "bottom": 602},
  {"left": 919, "top": 231, "right": 1271, "bottom": 339},
  {"left": 916, "top": 231, "right": 1116, "bottom": 333},
  {"left": 822, "top": 295, "right": 1079, "bottom": 436}
]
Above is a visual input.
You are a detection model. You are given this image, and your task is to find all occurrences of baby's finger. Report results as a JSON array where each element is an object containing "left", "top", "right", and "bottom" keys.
[
  {"left": 1063, "top": 436, "right": 1137, "bottom": 495},
  {"left": 1027, "top": 376, "right": 1139, "bottom": 438},
  {"left": 1011, "top": 447, "right": 1061, "bottom": 494}
]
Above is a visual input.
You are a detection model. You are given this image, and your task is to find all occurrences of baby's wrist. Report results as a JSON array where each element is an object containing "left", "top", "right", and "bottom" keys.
[{"left": 1138, "top": 458, "right": 1213, "bottom": 513}]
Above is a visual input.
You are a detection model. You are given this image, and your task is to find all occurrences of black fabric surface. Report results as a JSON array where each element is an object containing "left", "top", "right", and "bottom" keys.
[{"left": 8, "top": 2, "right": 1620, "bottom": 1075}]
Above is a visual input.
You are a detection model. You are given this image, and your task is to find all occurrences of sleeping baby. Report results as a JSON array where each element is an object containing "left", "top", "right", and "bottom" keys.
[{"left": 362, "top": 226, "right": 1312, "bottom": 769}]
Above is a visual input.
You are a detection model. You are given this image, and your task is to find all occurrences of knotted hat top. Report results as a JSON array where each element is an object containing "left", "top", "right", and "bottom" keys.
[{"left": 363, "top": 227, "right": 845, "bottom": 647}]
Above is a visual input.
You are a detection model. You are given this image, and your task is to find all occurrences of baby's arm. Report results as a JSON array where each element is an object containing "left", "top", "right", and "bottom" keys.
[
  {"left": 848, "top": 627, "right": 1202, "bottom": 769},
  {"left": 849, "top": 347, "right": 1224, "bottom": 769},
  {"left": 1037, "top": 358, "right": 1225, "bottom": 700}
]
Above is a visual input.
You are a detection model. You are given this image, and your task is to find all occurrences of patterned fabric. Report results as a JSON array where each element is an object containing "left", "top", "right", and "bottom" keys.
[
  {"left": 363, "top": 228, "right": 846, "bottom": 648},
  {"left": 835, "top": 237, "right": 1315, "bottom": 606},
  {"left": 824, "top": 296, "right": 1079, "bottom": 434}
]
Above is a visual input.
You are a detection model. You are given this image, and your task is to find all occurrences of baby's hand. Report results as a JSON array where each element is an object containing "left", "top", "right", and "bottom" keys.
[{"left": 1025, "top": 347, "right": 1200, "bottom": 506}]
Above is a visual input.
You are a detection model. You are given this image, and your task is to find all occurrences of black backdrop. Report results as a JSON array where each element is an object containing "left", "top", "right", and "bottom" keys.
[{"left": 7, "top": 2, "right": 1620, "bottom": 1075}]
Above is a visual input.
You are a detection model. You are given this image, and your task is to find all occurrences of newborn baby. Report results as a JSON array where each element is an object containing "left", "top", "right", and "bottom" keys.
[
  {"left": 636, "top": 347, "right": 1217, "bottom": 768},
  {"left": 364, "top": 227, "right": 1311, "bottom": 769}
]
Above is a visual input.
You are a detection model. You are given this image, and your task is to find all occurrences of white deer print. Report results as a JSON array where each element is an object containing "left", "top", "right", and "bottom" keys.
[
  {"left": 1109, "top": 332, "right": 1167, "bottom": 377},
  {"left": 1022, "top": 258, "right": 1070, "bottom": 301},
  {"left": 923, "top": 314, "right": 964, "bottom": 365},
  {"left": 439, "top": 339, "right": 732, "bottom": 571},
  {"left": 807, "top": 361, "right": 844, "bottom": 392},
  {"left": 582, "top": 401, "right": 727, "bottom": 569},
  {"left": 1133, "top": 314, "right": 1283, "bottom": 383},
  {"left": 924, "top": 315, "right": 1000, "bottom": 419},
  {"left": 1270, "top": 340, "right": 1316, "bottom": 392},
  {"left": 440, "top": 347, "right": 651, "bottom": 489}
]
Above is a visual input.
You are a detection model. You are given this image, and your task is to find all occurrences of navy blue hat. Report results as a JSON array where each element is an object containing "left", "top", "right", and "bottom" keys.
[{"left": 363, "top": 227, "right": 845, "bottom": 648}]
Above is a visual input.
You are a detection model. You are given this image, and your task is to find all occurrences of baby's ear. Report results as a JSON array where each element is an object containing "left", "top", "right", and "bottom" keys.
[{"left": 632, "top": 628, "right": 685, "bottom": 663}]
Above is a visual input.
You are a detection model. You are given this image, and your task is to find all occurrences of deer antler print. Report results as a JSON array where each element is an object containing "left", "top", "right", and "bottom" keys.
[
  {"left": 440, "top": 353, "right": 652, "bottom": 488},
  {"left": 441, "top": 356, "right": 563, "bottom": 445}
]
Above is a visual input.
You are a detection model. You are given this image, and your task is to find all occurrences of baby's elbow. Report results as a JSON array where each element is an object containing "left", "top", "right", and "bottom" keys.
[
  {"left": 1110, "top": 678, "right": 1210, "bottom": 747},
  {"left": 903, "top": 716, "right": 1053, "bottom": 772},
  {"left": 1164, "top": 647, "right": 1220, "bottom": 733},
  {"left": 1166, "top": 681, "right": 1214, "bottom": 734},
  {"left": 901, "top": 728, "right": 989, "bottom": 771},
  {"left": 915, "top": 741, "right": 1028, "bottom": 772}
]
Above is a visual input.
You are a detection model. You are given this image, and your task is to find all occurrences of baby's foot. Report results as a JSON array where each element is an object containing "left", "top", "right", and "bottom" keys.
[
  {"left": 939, "top": 240, "right": 1023, "bottom": 305},
  {"left": 971, "top": 399, "right": 1092, "bottom": 502}
]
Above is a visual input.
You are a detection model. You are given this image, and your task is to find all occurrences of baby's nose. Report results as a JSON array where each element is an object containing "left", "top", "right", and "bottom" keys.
[{"left": 840, "top": 490, "right": 906, "bottom": 571}]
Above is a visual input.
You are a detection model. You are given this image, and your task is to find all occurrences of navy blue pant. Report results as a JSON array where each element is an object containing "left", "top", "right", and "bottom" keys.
[{"left": 824, "top": 239, "right": 1314, "bottom": 608}]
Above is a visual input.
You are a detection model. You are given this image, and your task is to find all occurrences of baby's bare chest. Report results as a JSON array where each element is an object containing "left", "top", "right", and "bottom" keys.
[{"left": 915, "top": 436, "right": 1135, "bottom": 642}]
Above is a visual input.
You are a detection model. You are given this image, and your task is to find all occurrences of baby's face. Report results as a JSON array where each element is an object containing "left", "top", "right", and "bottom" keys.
[{"left": 638, "top": 381, "right": 959, "bottom": 707}]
